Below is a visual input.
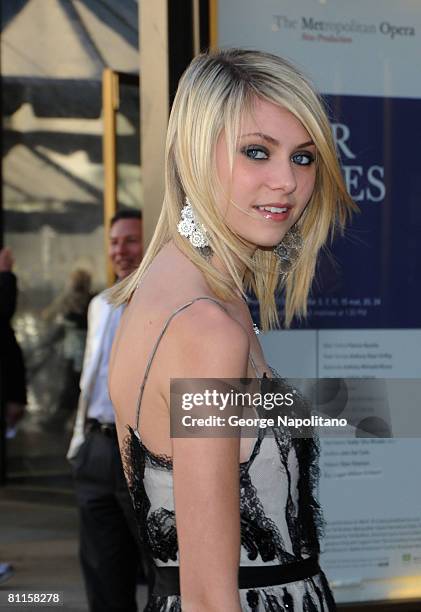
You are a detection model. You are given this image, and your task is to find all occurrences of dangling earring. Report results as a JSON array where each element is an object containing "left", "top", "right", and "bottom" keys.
[
  {"left": 177, "top": 197, "right": 212, "bottom": 257},
  {"left": 273, "top": 225, "right": 303, "bottom": 275}
]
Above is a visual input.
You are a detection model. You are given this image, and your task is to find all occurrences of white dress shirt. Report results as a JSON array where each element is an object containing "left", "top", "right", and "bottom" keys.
[{"left": 87, "top": 305, "right": 122, "bottom": 423}]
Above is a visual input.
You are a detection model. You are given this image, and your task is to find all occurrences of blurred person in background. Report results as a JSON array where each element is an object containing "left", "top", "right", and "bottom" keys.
[
  {"left": 42, "top": 268, "right": 93, "bottom": 430},
  {"left": 0, "top": 246, "right": 27, "bottom": 585},
  {"left": 0, "top": 247, "right": 27, "bottom": 439},
  {"left": 67, "top": 210, "right": 145, "bottom": 612}
]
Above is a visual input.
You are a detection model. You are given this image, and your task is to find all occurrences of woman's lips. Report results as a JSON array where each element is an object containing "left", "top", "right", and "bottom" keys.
[{"left": 253, "top": 204, "right": 291, "bottom": 222}]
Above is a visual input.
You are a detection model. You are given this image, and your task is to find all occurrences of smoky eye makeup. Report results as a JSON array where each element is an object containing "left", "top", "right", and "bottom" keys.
[
  {"left": 291, "top": 150, "right": 315, "bottom": 166},
  {"left": 240, "top": 144, "right": 270, "bottom": 160}
]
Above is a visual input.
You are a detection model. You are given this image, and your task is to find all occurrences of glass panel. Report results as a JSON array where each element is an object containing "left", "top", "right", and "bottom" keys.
[
  {"left": 1, "top": 2, "right": 139, "bottom": 494},
  {"left": 116, "top": 78, "right": 142, "bottom": 213},
  {"left": 2, "top": 80, "right": 105, "bottom": 488}
]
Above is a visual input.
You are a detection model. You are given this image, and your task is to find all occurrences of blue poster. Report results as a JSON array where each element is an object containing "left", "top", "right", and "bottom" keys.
[{"left": 299, "top": 94, "right": 421, "bottom": 329}]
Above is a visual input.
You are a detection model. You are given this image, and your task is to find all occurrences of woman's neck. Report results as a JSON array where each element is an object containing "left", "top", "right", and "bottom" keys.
[{"left": 209, "top": 245, "right": 256, "bottom": 286}]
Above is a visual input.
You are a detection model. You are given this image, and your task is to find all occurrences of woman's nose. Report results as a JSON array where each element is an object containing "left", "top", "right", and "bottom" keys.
[{"left": 266, "top": 160, "right": 297, "bottom": 194}]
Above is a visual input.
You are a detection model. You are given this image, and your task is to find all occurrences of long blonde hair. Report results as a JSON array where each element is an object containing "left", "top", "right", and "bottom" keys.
[{"left": 109, "top": 48, "right": 357, "bottom": 329}]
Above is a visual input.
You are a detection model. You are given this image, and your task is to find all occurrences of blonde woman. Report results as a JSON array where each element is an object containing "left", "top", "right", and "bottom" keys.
[{"left": 108, "top": 49, "right": 356, "bottom": 611}]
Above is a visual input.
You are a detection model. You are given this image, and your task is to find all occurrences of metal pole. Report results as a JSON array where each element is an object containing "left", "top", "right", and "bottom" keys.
[
  {"left": 192, "top": 0, "right": 201, "bottom": 56},
  {"left": 209, "top": 0, "right": 218, "bottom": 49},
  {"left": 102, "top": 68, "right": 119, "bottom": 287}
]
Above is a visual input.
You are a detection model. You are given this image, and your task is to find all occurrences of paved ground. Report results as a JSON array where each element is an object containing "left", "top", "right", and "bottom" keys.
[
  {"left": 0, "top": 487, "right": 148, "bottom": 612},
  {"left": 0, "top": 491, "right": 88, "bottom": 611},
  {"left": 1, "top": 414, "right": 147, "bottom": 611},
  {"left": 1, "top": 414, "right": 86, "bottom": 611}
]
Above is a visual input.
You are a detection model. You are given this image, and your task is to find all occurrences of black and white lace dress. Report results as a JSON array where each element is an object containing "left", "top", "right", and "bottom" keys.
[{"left": 121, "top": 297, "right": 336, "bottom": 611}]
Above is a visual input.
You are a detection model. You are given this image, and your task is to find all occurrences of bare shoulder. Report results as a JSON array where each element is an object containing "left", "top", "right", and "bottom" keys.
[
  {"left": 164, "top": 298, "right": 250, "bottom": 379},
  {"left": 172, "top": 298, "right": 248, "bottom": 347}
]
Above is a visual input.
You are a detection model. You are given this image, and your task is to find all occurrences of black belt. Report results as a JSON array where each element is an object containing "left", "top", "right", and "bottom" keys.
[
  {"left": 85, "top": 418, "right": 117, "bottom": 439},
  {"left": 152, "top": 556, "right": 320, "bottom": 596}
]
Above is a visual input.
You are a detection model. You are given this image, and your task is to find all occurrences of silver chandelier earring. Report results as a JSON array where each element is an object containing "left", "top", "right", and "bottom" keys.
[
  {"left": 273, "top": 225, "right": 303, "bottom": 275},
  {"left": 177, "top": 197, "right": 212, "bottom": 257}
]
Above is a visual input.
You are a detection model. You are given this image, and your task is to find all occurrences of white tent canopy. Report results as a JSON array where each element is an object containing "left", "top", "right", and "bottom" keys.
[
  {"left": 1, "top": 0, "right": 139, "bottom": 78},
  {"left": 2, "top": 0, "right": 141, "bottom": 230}
]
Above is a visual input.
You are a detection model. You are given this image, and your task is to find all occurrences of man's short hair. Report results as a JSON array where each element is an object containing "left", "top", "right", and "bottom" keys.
[{"left": 110, "top": 209, "right": 142, "bottom": 227}]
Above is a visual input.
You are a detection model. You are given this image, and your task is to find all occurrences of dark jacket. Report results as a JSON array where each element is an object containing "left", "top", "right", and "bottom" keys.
[{"left": 0, "top": 271, "right": 27, "bottom": 404}]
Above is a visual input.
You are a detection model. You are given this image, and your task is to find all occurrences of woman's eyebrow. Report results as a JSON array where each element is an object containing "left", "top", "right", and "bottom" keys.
[
  {"left": 241, "top": 132, "right": 279, "bottom": 145},
  {"left": 241, "top": 132, "right": 315, "bottom": 148},
  {"left": 296, "top": 140, "right": 315, "bottom": 148}
]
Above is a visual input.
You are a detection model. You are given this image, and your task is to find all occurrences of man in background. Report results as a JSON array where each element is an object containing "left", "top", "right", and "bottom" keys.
[{"left": 68, "top": 210, "right": 143, "bottom": 612}]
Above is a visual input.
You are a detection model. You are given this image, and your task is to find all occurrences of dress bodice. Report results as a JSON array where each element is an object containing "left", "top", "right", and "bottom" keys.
[{"left": 119, "top": 297, "right": 335, "bottom": 611}]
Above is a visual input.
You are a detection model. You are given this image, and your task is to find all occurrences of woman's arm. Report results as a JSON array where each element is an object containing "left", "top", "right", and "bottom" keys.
[{"left": 168, "top": 302, "right": 250, "bottom": 612}]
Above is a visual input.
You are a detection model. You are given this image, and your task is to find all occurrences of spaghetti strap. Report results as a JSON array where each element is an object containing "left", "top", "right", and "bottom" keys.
[
  {"left": 133, "top": 296, "right": 262, "bottom": 431},
  {"left": 134, "top": 297, "right": 228, "bottom": 431},
  {"left": 248, "top": 352, "right": 260, "bottom": 378}
]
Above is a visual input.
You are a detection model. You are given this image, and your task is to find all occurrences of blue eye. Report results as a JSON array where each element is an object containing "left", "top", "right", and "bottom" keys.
[
  {"left": 242, "top": 146, "right": 269, "bottom": 160},
  {"left": 292, "top": 151, "right": 315, "bottom": 166}
]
